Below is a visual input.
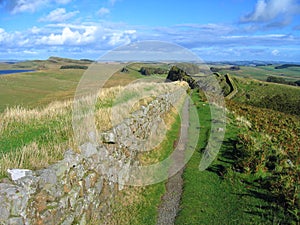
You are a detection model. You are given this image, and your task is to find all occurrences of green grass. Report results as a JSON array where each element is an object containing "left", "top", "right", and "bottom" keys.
[
  {"left": 220, "top": 65, "right": 300, "bottom": 82},
  {"left": 0, "top": 70, "right": 83, "bottom": 112},
  {"left": 0, "top": 63, "right": 145, "bottom": 112},
  {"left": 0, "top": 116, "right": 70, "bottom": 154},
  {"left": 233, "top": 76, "right": 300, "bottom": 101},
  {"left": 231, "top": 76, "right": 300, "bottom": 115},
  {"left": 175, "top": 91, "right": 271, "bottom": 224}
]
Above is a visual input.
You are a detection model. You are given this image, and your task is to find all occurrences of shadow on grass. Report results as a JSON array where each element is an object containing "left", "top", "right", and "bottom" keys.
[{"left": 205, "top": 136, "right": 279, "bottom": 223}]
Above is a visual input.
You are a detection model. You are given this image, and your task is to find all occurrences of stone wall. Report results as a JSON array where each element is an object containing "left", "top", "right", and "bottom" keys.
[{"left": 0, "top": 89, "right": 185, "bottom": 225}]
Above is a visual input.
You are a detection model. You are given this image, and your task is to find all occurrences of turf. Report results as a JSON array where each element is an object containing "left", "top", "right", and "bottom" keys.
[{"left": 175, "top": 91, "right": 271, "bottom": 224}]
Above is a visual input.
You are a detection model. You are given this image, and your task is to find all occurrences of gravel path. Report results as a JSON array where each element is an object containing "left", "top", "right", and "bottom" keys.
[{"left": 156, "top": 98, "right": 190, "bottom": 225}]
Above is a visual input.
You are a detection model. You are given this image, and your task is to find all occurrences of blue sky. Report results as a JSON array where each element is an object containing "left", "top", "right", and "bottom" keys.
[{"left": 0, "top": 0, "right": 300, "bottom": 61}]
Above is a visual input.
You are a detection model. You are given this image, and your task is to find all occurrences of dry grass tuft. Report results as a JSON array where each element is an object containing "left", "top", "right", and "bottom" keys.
[{"left": 0, "top": 81, "right": 188, "bottom": 177}]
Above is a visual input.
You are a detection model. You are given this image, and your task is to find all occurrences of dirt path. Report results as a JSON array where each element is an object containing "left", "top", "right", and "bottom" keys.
[{"left": 156, "top": 98, "right": 190, "bottom": 225}]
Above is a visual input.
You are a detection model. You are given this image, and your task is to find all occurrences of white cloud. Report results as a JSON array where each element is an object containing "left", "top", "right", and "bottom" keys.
[
  {"left": 23, "top": 50, "right": 38, "bottom": 54},
  {"left": 98, "top": 7, "right": 110, "bottom": 16},
  {"left": 0, "top": 28, "right": 13, "bottom": 43},
  {"left": 30, "top": 26, "right": 41, "bottom": 34},
  {"left": 0, "top": 28, "right": 7, "bottom": 42},
  {"left": 39, "top": 8, "right": 79, "bottom": 22},
  {"left": 10, "top": 0, "right": 73, "bottom": 14},
  {"left": 241, "top": 0, "right": 299, "bottom": 23},
  {"left": 37, "top": 26, "right": 97, "bottom": 45},
  {"left": 11, "top": 0, "right": 46, "bottom": 14},
  {"left": 272, "top": 49, "right": 280, "bottom": 56},
  {"left": 108, "top": 30, "right": 136, "bottom": 46},
  {"left": 55, "top": 0, "right": 72, "bottom": 4}
]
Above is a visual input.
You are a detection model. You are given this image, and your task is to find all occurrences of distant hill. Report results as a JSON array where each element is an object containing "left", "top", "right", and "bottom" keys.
[
  {"left": 47, "top": 56, "right": 94, "bottom": 64},
  {"left": 274, "top": 64, "right": 300, "bottom": 69}
]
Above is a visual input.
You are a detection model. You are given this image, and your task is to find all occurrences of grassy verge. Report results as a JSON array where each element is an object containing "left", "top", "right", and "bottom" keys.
[{"left": 175, "top": 91, "right": 271, "bottom": 224}]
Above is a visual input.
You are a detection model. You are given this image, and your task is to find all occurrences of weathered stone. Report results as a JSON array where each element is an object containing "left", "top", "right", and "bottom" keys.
[
  {"left": 101, "top": 132, "right": 116, "bottom": 144},
  {"left": 68, "top": 186, "right": 80, "bottom": 209},
  {"left": 14, "top": 175, "right": 38, "bottom": 195},
  {"left": 74, "top": 164, "right": 85, "bottom": 180},
  {"left": 7, "top": 217, "right": 24, "bottom": 225},
  {"left": 34, "top": 191, "right": 55, "bottom": 214},
  {"left": 95, "top": 179, "right": 103, "bottom": 194},
  {"left": 0, "top": 195, "right": 10, "bottom": 221},
  {"left": 7, "top": 169, "right": 33, "bottom": 182},
  {"left": 75, "top": 198, "right": 84, "bottom": 217},
  {"left": 58, "top": 196, "right": 69, "bottom": 210},
  {"left": 50, "top": 161, "right": 69, "bottom": 178},
  {"left": 38, "top": 169, "right": 57, "bottom": 188},
  {"left": 11, "top": 191, "right": 28, "bottom": 216},
  {"left": 79, "top": 213, "right": 87, "bottom": 225},
  {"left": 0, "top": 178, "right": 12, "bottom": 184},
  {"left": 44, "top": 183, "right": 64, "bottom": 199},
  {"left": 61, "top": 214, "right": 75, "bottom": 225},
  {"left": 80, "top": 142, "right": 98, "bottom": 158},
  {"left": 84, "top": 173, "right": 97, "bottom": 190},
  {"left": 64, "top": 149, "right": 81, "bottom": 167},
  {"left": 40, "top": 209, "right": 56, "bottom": 225}
]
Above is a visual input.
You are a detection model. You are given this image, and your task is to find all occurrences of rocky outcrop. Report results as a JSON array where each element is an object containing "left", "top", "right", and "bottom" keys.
[
  {"left": 0, "top": 89, "right": 185, "bottom": 225},
  {"left": 166, "top": 66, "right": 198, "bottom": 89}
]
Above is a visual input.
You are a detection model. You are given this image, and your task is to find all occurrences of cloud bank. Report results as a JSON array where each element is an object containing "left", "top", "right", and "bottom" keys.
[{"left": 240, "top": 0, "right": 300, "bottom": 28}]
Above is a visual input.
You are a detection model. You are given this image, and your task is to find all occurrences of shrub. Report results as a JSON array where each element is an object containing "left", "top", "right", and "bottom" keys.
[{"left": 60, "top": 65, "right": 88, "bottom": 69}]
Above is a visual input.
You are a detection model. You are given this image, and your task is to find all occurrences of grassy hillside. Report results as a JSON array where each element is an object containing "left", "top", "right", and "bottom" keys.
[
  {"left": 0, "top": 60, "right": 145, "bottom": 112},
  {"left": 231, "top": 76, "right": 300, "bottom": 116},
  {"left": 217, "top": 65, "right": 300, "bottom": 82}
]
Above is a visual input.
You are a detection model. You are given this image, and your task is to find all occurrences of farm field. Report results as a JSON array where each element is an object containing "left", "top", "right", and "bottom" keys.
[{"left": 220, "top": 64, "right": 300, "bottom": 82}]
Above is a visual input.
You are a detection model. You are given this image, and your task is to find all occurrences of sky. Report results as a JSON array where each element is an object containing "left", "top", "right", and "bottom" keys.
[{"left": 0, "top": 0, "right": 300, "bottom": 61}]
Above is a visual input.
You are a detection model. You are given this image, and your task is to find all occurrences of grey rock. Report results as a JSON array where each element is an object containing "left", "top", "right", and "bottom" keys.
[
  {"left": 80, "top": 142, "right": 98, "bottom": 158},
  {"left": 14, "top": 176, "right": 38, "bottom": 195},
  {"left": 58, "top": 196, "right": 69, "bottom": 210},
  {"left": 7, "top": 217, "right": 24, "bottom": 225},
  {"left": 10, "top": 190, "right": 28, "bottom": 216},
  {"left": 38, "top": 169, "right": 57, "bottom": 188},
  {"left": 84, "top": 173, "right": 97, "bottom": 190},
  {"left": 95, "top": 179, "right": 103, "bottom": 194},
  {"left": 75, "top": 198, "right": 84, "bottom": 217},
  {"left": 7, "top": 169, "right": 33, "bottom": 182},
  {"left": 0, "top": 195, "right": 10, "bottom": 221},
  {"left": 69, "top": 186, "right": 80, "bottom": 209},
  {"left": 64, "top": 149, "right": 81, "bottom": 167},
  {"left": 79, "top": 213, "right": 87, "bottom": 225},
  {"left": 61, "top": 214, "right": 75, "bottom": 225},
  {"left": 50, "top": 161, "right": 69, "bottom": 178},
  {"left": 101, "top": 132, "right": 116, "bottom": 144}
]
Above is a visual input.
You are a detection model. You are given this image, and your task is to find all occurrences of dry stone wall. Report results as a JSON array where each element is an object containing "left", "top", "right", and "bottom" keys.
[{"left": 0, "top": 89, "right": 185, "bottom": 225}]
